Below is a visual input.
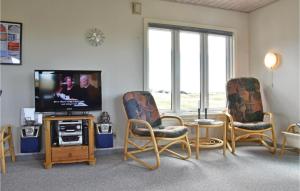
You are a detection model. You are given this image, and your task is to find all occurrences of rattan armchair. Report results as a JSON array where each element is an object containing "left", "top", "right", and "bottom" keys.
[
  {"left": 225, "top": 78, "right": 277, "bottom": 154},
  {"left": 122, "top": 91, "right": 191, "bottom": 170}
]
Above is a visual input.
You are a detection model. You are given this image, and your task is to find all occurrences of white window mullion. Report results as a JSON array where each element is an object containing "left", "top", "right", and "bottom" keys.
[
  {"left": 173, "top": 30, "right": 180, "bottom": 114},
  {"left": 144, "top": 26, "right": 149, "bottom": 91},
  {"left": 202, "top": 33, "right": 209, "bottom": 110},
  {"left": 170, "top": 30, "right": 176, "bottom": 113},
  {"left": 199, "top": 33, "right": 204, "bottom": 112}
]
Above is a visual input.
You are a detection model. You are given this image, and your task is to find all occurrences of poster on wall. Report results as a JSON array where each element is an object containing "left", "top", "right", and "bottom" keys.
[{"left": 0, "top": 21, "right": 22, "bottom": 65}]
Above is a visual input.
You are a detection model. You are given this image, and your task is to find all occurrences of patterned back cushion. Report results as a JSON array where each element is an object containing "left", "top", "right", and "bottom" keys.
[
  {"left": 123, "top": 91, "right": 161, "bottom": 127},
  {"left": 226, "top": 78, "right": 264, "bottom": 122}
]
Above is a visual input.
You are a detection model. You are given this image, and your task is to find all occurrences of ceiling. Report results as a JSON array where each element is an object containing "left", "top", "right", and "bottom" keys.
[{"left": 162, "top": 0, "right": 278, "bottom": 13}]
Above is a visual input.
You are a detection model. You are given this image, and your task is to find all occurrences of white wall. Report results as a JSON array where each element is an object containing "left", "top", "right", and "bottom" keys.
[
  {"left": 249, "top": 0, "right": 300, "bottom": 142},
  {"left": 1, "top": 0, "right": 249, "bottom": 155}
]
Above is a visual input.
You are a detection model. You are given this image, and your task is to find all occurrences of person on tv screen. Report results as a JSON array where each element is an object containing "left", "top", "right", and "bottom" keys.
[
  {"left": 61, "top": 76, "right": 80, "bottom": 100},
  {"left": 53, "top": 75, "right": 87, "bottom": 107},
  {"left": 79, "top": 74, "right": 100, "bottom": 106}
]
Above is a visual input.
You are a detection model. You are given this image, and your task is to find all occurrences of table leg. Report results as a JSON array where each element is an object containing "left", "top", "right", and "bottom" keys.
[
  {"left": 88, "top": 119, "right": 96, "bottom": 163},
  {"left": 196, "top": 126, "right": 200, "bottom": 159},
  {"left": 44, "top": 120, "right": 52, "bottom": 169},
  {"left": 206, "top": 127, "right": 209, "bottom": 138}
]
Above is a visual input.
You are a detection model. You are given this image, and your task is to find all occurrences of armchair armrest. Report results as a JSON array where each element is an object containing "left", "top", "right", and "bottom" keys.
[
  {"left": 0, "top": 125, "right": 8, "bottom": 134},
  {"left": 223, "top": 111, "right": 234, "bottom": 128},
  {"left": 263, "top": 112, "right": 274, "bottom": 123},
  {"left": 263, "top": 112, "right": 272, "bottom": 117},
  {"left": 160, "top": 115, "right": 184, "bottom": 126}
]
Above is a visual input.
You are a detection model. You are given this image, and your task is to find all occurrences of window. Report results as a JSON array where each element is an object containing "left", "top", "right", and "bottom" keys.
[
  {"left": 145, "top": 22, "right": 233, "bottom": 113},
  {"left": 207, "top": 34, "right": 228, "bottom": 109},
  {"left": 148, "top": 28, "right": 172, "bottom": 110},
  {"left": 180, "top": 31, "right": 201, "bottom": 112}
]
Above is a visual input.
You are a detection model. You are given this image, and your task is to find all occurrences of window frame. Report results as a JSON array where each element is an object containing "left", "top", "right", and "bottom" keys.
[{"left": 144, "top": 18, "right": 236, "bottom": 114}]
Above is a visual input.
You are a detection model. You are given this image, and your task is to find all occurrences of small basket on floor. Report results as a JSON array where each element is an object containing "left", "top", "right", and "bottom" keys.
[{"left": 280, "top": 124, "right": 300, "bottom": 156}]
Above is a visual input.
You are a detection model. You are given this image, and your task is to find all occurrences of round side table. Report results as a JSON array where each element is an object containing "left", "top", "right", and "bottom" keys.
[{"left": 185, "top": 119, "right": 226, "bottom": 159}]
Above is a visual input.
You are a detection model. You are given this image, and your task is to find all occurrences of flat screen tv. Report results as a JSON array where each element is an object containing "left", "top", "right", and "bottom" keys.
[{"left": 34, "top": 70, "right": 102, "bottom": 112}]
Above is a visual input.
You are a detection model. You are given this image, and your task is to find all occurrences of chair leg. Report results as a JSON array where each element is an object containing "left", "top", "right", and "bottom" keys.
[
  {"left": 226, "top": 129, "right": 233, "bottom": 153},
  {"left": 280, "top": 136, "right": 287, "bottom": 157},
  {"left": 185, "top": 135, "right": 191, "bottom": 158},
  {"left": 8, "top": 136, "right": 16, "bottom": 162},
  {"left": 123, "top": 122, "right": 130, "bottom": 161},
  {"left": 127, "top": 147, "right": 160, "bottom": 170},
  {"left": 259, "top": 135, "right": 264, "bottom": 145},
  {"left": 126, "top": 131, "right": 160, "bottom": 170},
  {"left": 181, "top": 142, "right": 186, "bottom": 150},
  {"left": 0, "top": 142, "right": 2, "bottom": 173},
  {"left": 153, "top": 139, "right": 160, "bottom": 169},
  {"left": 128, "top": 138, "right": 160, "bottom": 170},
  {"left": 223, "top": 125, "right": 227, "bottom": 156},
  {"left": 158, "top": 135, "right": 191, "bottom": 160},
  {"left": 271, "top": 127, "right": 277, "bottom": 154},
  {"left": 1, "top": 142, "right": 6, "bottom": 174},
  {"left": 8, "top": 127, "right": 16, "bottom": 162},
  {"left": 146, "top": 130, "right": 161, "bottom": 170},
  {"left": 231, "top": 128, "right": 236, "bottom": 154}
]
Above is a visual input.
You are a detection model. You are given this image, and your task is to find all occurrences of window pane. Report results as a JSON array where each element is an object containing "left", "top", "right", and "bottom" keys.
[
  {"left": 208, "top": 34, "right": 227, "bottom": 109},
  {"left": 180, "top": 31, "right": 200, "bottom": 112},
  {"left": 148, "top": 28, "right": 172, "bottom": 110}
]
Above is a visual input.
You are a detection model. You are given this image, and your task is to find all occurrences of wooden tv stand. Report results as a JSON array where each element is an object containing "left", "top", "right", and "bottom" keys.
[{"left": 43, "top": 115, "right": 96, "bottom": 169}]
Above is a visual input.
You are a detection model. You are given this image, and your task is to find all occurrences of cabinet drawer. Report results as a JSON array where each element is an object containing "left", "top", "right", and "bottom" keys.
[{"left": 52, "top": 146, "right": 88, "bottom": 162}]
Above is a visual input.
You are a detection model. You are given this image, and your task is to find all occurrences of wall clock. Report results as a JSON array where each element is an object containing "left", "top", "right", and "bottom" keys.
[{"left": 86, "top": 28, "right": 105, "bottom": 46}]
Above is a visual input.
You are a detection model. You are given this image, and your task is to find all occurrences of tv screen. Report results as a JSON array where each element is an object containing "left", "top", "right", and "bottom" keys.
[{"left": 34, "top": 70, "right": 102, "bottom": 112}]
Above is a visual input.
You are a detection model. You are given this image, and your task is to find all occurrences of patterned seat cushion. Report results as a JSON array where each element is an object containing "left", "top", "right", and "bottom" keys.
[
  {"left": 132, "top": 125, "right": 188, "bottom": 138},
  {"left": 233, "top": 121, "right": 272, "bottom": 130},
  {"left": 227, "top": 78, "right": 264, "bottom": 123}
]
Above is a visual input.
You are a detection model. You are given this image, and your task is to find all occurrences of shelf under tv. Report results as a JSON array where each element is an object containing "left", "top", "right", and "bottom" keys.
[{"left": 43, "top": 114, "right": 96, "bottom": 169}]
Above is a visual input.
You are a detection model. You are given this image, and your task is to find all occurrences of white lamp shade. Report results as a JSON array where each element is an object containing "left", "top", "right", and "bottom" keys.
[{"left": 264, "top": 52, "right": 278, "bottom": 69}]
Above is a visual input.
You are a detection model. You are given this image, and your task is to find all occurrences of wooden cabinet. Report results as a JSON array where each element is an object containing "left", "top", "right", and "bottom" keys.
[{"left": 43, "top": 115, "right": 96, "bottom": 169}]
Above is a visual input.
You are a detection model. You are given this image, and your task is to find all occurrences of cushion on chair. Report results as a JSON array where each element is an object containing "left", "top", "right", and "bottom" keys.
[
  {"left": 123, "top": 91, "right": 162, "bottom": 127},
  {"left": 227, "top": 78, "right": 264, "bottom": 123},
  {"left": 233, "top": 121, "right": 272, "bottom": 130},
  {"left": 132, "top": 125, "right": 188, "bottom": 138}
]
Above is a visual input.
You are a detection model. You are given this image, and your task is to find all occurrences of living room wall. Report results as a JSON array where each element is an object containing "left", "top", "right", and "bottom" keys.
[
  {"left": 249, "top": 0, "right": 300, "bottom": 141},
  {"left": 1, "top": 0, "right": 249, "bottom": 155}
]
